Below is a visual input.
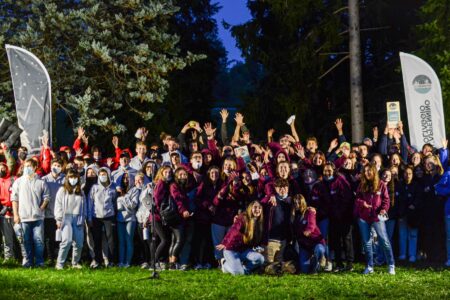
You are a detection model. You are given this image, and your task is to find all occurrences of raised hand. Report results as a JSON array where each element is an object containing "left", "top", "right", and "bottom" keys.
[
  {"left": 141, "top": 127, "right": 148, "bottom": 141},
  {"left": 335, "top": 118, "right": 343, "bottom": 134},
  {"left": 373, "top": 126, "right": 378, "bottom": 139},
  {"left": 106, "top": 158, "right": 114, "bottom": 167},
  {"left": 329, "top": 138, "right": 338, "bottom": 151},
  {"left": 234, "top": 113, "right": 244, "bottom": 126},
  {"left": 294, "top": 143, "right": 305, "bottom": 159},
  {"left": 203, "top": 122, "right": 216, "bottom": 138},
  {"left": 77, "top": 127, "right": 85, "bottom": 139},
  {"left": 112, "top": 136, "right": 119, "bottom": 149},
  {"left": 75, "top": 148, "right": 83, "bottom": 157},
  {"left": 220, "top": 109, "right": 229, "bottom": 123}
]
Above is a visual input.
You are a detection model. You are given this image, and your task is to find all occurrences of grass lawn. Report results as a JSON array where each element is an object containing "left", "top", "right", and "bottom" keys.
[{"left": 0, "top": 261, "right": 448, "bottom": 299}]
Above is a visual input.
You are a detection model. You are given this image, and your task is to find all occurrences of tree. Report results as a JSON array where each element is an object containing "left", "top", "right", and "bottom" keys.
[
  {"left": 417, "top": 0, "right": 450, "bottom": 131},
  {"left": 153, "top": 0, "right": 226, "bottom": 136},
  {"left": 0, "top": 0, "right": 203, "bottom": 142}
]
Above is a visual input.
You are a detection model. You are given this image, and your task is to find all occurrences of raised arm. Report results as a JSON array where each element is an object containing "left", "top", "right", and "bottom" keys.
[
  {"left": 232, "top": 113, "right": 244, "bottom": 143},
  {"left": 220, "top": 109, "right": 229, "bottom": 145}
]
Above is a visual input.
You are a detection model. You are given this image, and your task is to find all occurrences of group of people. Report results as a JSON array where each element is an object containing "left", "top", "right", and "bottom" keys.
[{"left": 0, "top": 109, "right": 449, "bottom": 276}]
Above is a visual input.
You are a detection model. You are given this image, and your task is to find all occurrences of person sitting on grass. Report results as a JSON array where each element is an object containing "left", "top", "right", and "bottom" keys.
[
  {"left": 292, "top": 194, "right": 326, "bottom": 274},
  {"left": 216, "top": 201, "right": 265, "bottom": 275},
  {"left": 54, "top": 169, "right": 86, "bottom": 270}
]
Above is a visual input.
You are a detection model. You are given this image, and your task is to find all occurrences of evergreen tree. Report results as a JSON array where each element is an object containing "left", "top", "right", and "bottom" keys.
[
  {"left": 0, "top": 0, "right": 203, "bottom": 140},
  {"left": 417, "top": 0, "right": 450, "bottom": 131}
]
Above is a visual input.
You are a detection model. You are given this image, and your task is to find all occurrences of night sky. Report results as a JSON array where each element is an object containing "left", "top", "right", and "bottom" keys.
[{"left": 214, "top": 1, "right": 251, "bottom": 64}]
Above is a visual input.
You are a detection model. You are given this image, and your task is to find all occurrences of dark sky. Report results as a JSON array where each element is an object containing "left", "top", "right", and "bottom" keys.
[{"left": 214, "top": 1, "right": 251, "bottom": 64}]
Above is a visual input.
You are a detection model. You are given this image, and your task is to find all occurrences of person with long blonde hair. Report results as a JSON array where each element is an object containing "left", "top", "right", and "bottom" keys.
[
  {"left": 216, "top": 201, "right": 265, "bottom": 275},
  {"left": 355, "top": 163, "right": 395, "bottom": 275}
]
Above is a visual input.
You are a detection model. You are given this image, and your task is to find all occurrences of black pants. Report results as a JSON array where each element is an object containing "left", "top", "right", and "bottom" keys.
[
  {"left": 0, "top": 217, "right": 17, "bottom": 259},
  {"left": 92, "top": 217, "right": 115, "bottom": 264},
  {"left": 153, "top": 221, "right": 183, "bottom": 261},
  {"left": 44, "top": 218, "right": 58, "bottom": 261},
  {"left": 192, "top": 222, "right": 213, "bottom": 265},
  {"left": 136, "top": 224, "right": 153, "bottom": 265},
  {"left": 329, "top": 220, "right": 354, "bottom": 266}
]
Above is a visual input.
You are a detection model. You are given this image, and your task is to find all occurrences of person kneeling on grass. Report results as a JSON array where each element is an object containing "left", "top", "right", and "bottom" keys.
[
  {"left": 216, "top": 201, "right": 265, "bottom": 275},
  {"left": 54, "top": 169, "right": 87, "bottom": 270},
  {"left": 292, "top": 194, "right": 326, "bottom": 274}
]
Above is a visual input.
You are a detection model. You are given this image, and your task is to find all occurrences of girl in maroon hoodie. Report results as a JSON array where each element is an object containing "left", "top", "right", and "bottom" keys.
[
  {"left": 216, "top": 201, "right": 265, "bottom": 275},
  {"left": 192, "top": 166, "right": 222, "bottom": 269},
  {"left": 355, "top": 163, "right": 395, "bottom": 275},
  {"left": 292, "top": 194, "right": 326, "bottom": 274}
]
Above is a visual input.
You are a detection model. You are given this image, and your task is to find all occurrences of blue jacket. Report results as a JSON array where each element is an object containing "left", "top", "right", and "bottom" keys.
[{"left": 435, "top": 170, "right": 450, "bottom": 217}]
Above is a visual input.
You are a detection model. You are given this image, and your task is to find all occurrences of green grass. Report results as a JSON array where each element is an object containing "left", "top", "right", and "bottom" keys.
[{"left": 0, "top": 262, "right": 448, "bottom": 299}]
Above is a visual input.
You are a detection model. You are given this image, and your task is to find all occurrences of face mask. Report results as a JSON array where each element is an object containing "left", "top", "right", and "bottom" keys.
[
  {"left": 324, "top": 176, "right": 334, "bottom": 182},
  {"left": 193, "top": 161, "right": 202, "bottom": 169},
  {"left": 66, "top": 153, "right": 72, "bottom": 160},
  {"left": 165, "top": 175, "right": 172, "bottom": 182},
  {"left": 69, "top": 178, "right": 78, "bottom": 186},
  {"left": 86, "top": 177, "right": 97, "bottom": 184},
  {"left": 223, "top": 169, "right": 230, "bottom": 175},
  {"left": 291, "top": 171, "right": 299, "bottom": 179},
  {"left": 23, "top": 166, "right": 34, "bottom": 176},
  {"left": 251, "top": 172, "right": 260, "bottom": 181},
  {"left": 99, "top": 175, "right": 108, "bottom": 183},
  {"left": 178, "top": 179, "right": 187, "bottom": 186},
  {"left": 18, "top": 152, "right": 27, "bottom": 160},
  {"left": 52, "top": 167, "right": 62, "bottom": 175},
  {"left": 0, "top": 170, "right": 6, "bottom": 178},
  {"left": 277, "top": 194, "right": 288, "bottom": 200}
]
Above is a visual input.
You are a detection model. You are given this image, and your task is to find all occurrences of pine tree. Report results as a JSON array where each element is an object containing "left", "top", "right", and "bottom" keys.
[
  {"left": 0, "top": 0, "right": 204, "bottom": 139},
  {"left": 417, "top": 0, "right": 450, "bottom": 131}
]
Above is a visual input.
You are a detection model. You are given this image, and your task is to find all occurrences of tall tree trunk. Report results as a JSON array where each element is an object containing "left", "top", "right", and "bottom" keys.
[{"left": 349, "top": 0, "right": 364, "bottom": 142}]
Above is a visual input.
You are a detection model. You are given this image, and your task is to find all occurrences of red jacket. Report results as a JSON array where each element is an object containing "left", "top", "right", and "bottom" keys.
[
  {"left": 323, "top": 175, "right": 354, "bottom": 222},
  {"left": 293, "top": 208, "right": 325, "bottom": 250},
  {"left": 195, "top": 180, "right": 222, "bottom": 224},
  {"left": 0, "top": 163, "right": 14, "bottom": 217},
  {"left": 354, "top": 181, "right": 390, "bottom": 223}
]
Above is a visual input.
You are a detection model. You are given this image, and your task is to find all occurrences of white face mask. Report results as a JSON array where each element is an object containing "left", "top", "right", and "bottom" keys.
[
  {"left": 192, "top": 161, "right": 202, "bottom": 169},
  {"left": 23, "top": 166, "right": 34, "bottom": 176},
  {"left": 251, "top": 172, "right": 260, "bottom": 181},
  {"left": 99, "top": 175, "right": 108, "bottom": 183},
  {"left": 52, "top": 166, "right": 62, "bottom": 175},
  {"left": 69, "top": 178, "right": 78, "bottom": 186}
]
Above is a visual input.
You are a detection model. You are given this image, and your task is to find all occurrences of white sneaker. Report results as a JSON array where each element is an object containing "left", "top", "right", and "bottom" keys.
[
  {"left": 194, "top": 263, "right": 203, "bottom": 270},
  {"left": 362, "top": 266, "right": 374, "bottom": 275},
  {"left": 72, "top": 264, "right": 83, "bottom": 269},
  {"left": 388, "top": 265, "right": 395, "bottom": 275},
  {"left": 220, "top": 258, "right": 226, "bottom": 273},
  {"left": 90, "top": 260, "right": 99, "bottom": 269},
  {"left": 324, "top": 261, "right": 333, "bottom": 272},
  {"left": 140, "top": 262, "right": 149, "bottom": 269},
  {"left": 55, "top": 264, "right": 64, "bottom": 270}
]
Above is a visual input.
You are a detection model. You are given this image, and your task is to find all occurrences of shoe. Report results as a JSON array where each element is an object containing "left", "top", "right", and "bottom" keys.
[
  {"left": 194, "top": 263, "right": 203, "bottom": 270},
  {"left": 140, "top": 262, "right": 149, "bottom": 269},
  {"left": 220, "top": 258, "right": 226, "bottom": 273},
  {"left": 55, "top": 264, "right": 64, "bottom": 270},
  {"left": 72, "top": 264, "right": 83, "bottom": 269},
  {"left": 324, "top": 261, "right": 333, "bottom": 272},
  {"left": 398, "top": 255, "right": 406, "bottom": 261},
  {"left": 319, "top": 256, "right": 327, "bottom": 269},
  {"left": 105, "top": 262, "right": 114, "bottom": 268},
  {"left": 362, "top": 266, "right": 374, "bottom": 275},
  {"left": 388, "top": 265, "right": 395, "bottom": 275},
  {"left": 179, "top": 264, "right": 189, "bottom": 271},
  {"left": 168, "top": 263, "right": 177, "bottom": 270},
  {"left": 203, "top": 263, "right": 212, "bottom": 270},
  {"left": 445, "top": 260, "right": 450, "bottom": 267},
  {"left": 344, "top": 263, "right": 354, "bottom": 272},
  {"left": 159, "top": 262, "right": 167, "bottom": 271},
  {"left": 90, "top": 261, "right": 100, "bottom": 269},
  {"left": 409, "top": 256, "right": 416, "bottom": 263},
  {"left": 22, "top": 263, "right": 32, "bottom": 269},
  {"left": 333, "top": 264, "right": 344, "bottom": 273},
  {"left": 35, "top": 263, "right": 45, "bottom": 268}
]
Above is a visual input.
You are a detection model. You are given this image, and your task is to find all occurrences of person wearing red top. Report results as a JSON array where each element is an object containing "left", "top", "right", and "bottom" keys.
[
  {"left": 292, "top": 194, "right": 326, "bottom": 274},
  {"left": 355, "top": 163, "right": 395, "bottom": 275},
  {"left": 216, "top": 201, "right": 265, "bottom": 275}
]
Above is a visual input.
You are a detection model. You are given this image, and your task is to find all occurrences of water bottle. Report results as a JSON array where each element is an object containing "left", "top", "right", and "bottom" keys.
[
  {"left": 143, "top": 227, "right": 150, "bottom": 240},
  {"left": 55, "top": 228, "right": 62, "bottom": 241}
]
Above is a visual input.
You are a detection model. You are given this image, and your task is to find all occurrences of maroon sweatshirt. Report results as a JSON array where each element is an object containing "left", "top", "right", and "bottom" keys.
[
  {"left": 293, "top": 208, "right": 325, "bottom": 250},
  {"left": 354, "top": 181, "right": 390, "bottom": 223}
]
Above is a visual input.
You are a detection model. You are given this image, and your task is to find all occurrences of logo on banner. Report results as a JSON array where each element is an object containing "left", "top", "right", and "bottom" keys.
[{"left": 412, "top": 75, "right": 432, "bottom": 94}]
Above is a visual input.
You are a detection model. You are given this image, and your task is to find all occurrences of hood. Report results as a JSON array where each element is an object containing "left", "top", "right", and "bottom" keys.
[
  {"left": 142, "top": 159, "right": 158, "bottom": 174},
  {"left": 0, "top": 161, "right": 10, "bottom": 178},
  {"left": 83, "top": 163, "right": 99, "bottom": 182},
  {"left": 97, "top": 167, "right": 112, "bottom": 186},
  {"left": 275, "top": 149, "right": 291, "bottom": 163}
]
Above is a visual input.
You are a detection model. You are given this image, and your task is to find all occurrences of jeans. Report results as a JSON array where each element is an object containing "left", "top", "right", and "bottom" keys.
[
  {"left": 22, "top": 220, "right": 45, "bottom": 266},
  {"left": 0, "top": 217, "right": 16, "bottom": 259},
  {"left": 398, "top": 218, "right": 418, "bottom": 259},
  {"left": 56, "top": 215, "right": 84, "bottom": 266},
  {"left": 211, "top": 223, "right": 229, "bottom": 260},
  {"left": 446, "top": 216, "right": 450, "bottom": 263},
  {"left": 298, "top": 244, "right": 326, "bottom": 274},
  {"left": 222, "top": 249, "right": 265, "bottom": 275},
  {"left": 377, "top": 219, "right": 395, "bottom": 264},
  {"left": 118, "top": 221, "right": 136, "bottom": 265},
  {"left": 318, "top": 218, "right": 329, "bottom": 258},
  {"left": 358, "top": 218, "right": 395, "bottom": 267}
]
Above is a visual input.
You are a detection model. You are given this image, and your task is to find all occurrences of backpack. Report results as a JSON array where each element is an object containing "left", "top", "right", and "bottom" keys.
[{"left": 160, "top": 195, "right": 181, "bottom": 226}]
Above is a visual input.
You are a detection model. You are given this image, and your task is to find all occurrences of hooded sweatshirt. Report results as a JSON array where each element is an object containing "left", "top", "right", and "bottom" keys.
[
  {"left": 116, "top": 185, "right": 141, "bottom": 223},
  {"left": 88, "top": 167, "right": 117, "bottom": 220},
  {"left": 0, "top": 162, "right": 14, "bottom": 217},
  {"left": 54, "top": 186, "right": 87, "bottom": 226},
  {"left": 42, "top": 172, "right": 66, "bottom": 218}
]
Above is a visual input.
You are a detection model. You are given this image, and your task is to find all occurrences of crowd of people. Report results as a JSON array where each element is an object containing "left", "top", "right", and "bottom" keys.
[{"left": 0, "top": 109, "right": 449, "bottom": 276}]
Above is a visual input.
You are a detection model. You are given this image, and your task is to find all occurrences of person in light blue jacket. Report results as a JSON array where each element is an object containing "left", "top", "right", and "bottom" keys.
[
  {"left": 116, "top": 172, "right": 143, "bottom": 267},
  {"left": 88, "top": 167, "right": 117, "bottom": 268},
  {"left": 54, "top": 169, "right": 87, "bottom": 270}
]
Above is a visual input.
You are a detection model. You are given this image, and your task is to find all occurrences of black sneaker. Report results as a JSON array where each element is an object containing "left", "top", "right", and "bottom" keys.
[
  {"left": 168, "top": 263, "right": 177, "bottom": 270},
  {"left": 344, "top": 263, "right": 354, "bottom": 272}
]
